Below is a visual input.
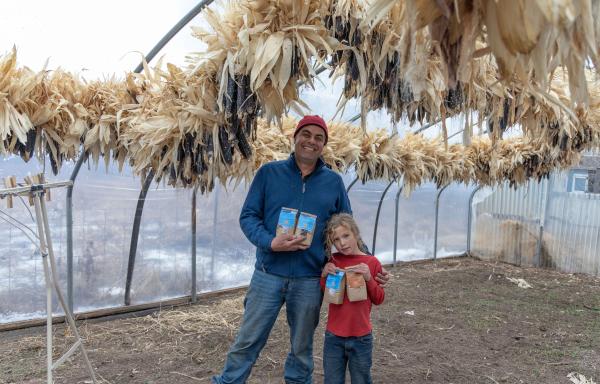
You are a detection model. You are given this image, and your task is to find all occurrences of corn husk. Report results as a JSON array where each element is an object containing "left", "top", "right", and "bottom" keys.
[{"left": 2, "top": 0, "right": 600, "bottom": 194}]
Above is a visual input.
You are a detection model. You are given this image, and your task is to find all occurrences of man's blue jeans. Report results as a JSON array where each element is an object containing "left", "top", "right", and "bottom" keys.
[
  {"left": 323, "top": 331, "right": 373, "bottom": 384},
  {"left": 212, "top": 269, "right": 323, "bottom": 384}
]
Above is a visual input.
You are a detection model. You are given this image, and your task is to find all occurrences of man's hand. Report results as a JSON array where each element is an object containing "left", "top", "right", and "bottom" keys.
[
  {"left": 375, "top": 267, "right": 391, "bottom": 287},
  {"left": 321, "top": 262, "right": 337, "bottom": 278},
  {"left": 271, "top": 234, "right": 309, "bottom": 252}
]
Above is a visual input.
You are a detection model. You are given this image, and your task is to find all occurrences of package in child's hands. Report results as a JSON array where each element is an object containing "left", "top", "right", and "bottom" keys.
[
  {"left": 276, "top": 207, "right": 298, "bottom": 236},
  {"left": 294, "top": 212, "right": 317, "bottom": 246},
  {"left": 324, "top": 270, "right": 345, "bottom": 304},
  {"left": 345, "top": 269, "right": 368, "bottom": 302}
]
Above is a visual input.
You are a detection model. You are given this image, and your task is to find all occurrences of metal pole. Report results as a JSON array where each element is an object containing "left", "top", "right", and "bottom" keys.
[
  {"left": 372, "top": 179, "right": 396, "bottom": 255},
  {"left": 191, "top": 186, "right": 198, "bottom": 303},
  {"left": 124, "top": 170, "right": 155, "bottom": 306},
  {"left": 414, "top": 118, "right": 442, "bottom": 134},
  {"left": 124, "top": 1, "right": 214, "bottom": 306},
  {"left": 392, "top": 185, "right": 404, "bottom": 265},
  {"left": 40, "top": 195, "right": 96, "bottom": 383},
  {"left": 133, "top": 0, "right": 216, "bottom": 73},
  {"left": 210, "top": 183, "right": 220, "bottom": 281},
  {"left": 346, "top": 176, "right": 359, "bottom": 193},
  {"left": 348, "top": 113, "right": 361, "bottom": 123},
  {"left": 433, "top": 184, "right": 450, "bottom": 260},
  {"left": 32, "top": 192, "right": 53, "bottom": 384},
  {"left": 446, "top": 121, "right": 484, "bottom": 142},
  {"left": 535, "top": 177, "right": 552, "bottom": 267},
  {"left": 466, "top": 185, "right": 483, "bottom": 255},
  {"left": 66, "top": 151, "right": 86, "bottom": 314}
]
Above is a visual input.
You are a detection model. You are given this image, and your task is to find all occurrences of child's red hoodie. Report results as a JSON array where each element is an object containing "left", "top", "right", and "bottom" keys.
[{"left": 320, "top": 253, "right": 385, "bottom": 337}]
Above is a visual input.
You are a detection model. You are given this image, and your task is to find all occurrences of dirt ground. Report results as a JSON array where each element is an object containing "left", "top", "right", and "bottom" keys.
[{"left": 1, "top": 257, "right": 599, "bottom": 384}]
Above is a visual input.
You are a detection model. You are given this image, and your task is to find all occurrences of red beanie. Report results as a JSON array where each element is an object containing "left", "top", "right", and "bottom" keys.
[{"left": 294, "top": 115, "right": 328, "bottom": 144}]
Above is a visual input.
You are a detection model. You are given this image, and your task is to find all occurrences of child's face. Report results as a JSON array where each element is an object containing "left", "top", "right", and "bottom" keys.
[{"left": 332, "top": 225, "right": 360, "bottom": 255}]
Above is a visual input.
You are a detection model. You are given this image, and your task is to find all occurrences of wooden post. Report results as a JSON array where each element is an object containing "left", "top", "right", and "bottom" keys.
[
  {"left": 24, "top": 176, "right": 35, "bottom": 205},
  {"left": 3, "top": 176, "right": 17, "bottom": 208}
]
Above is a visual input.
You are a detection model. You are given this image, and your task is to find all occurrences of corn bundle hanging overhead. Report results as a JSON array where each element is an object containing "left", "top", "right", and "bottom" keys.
[
  {"left": 2, "top": 0, "right": 600, "bottom": 194},
  {"left": 360, "top": 0, "right": 600, "bottom": 122},
  {"left": 250, "top": 115, "right": 592, "bottom": 193},
  {"left": 187, "top": 0, "right": 339, "bottom": 167},
  {"left": 121, "top": 61, "right": 222, "bottom": 192},
  {"left": 0, "top": 48, "right": 40, "bottom": 163},
  {"left": 325, "top": 0, "right": 510, "bottom": 141},
  {"left": 252, "top": 116, "right": 294, "bottom": 168},
  {"left": 1, "top": 50, "right": 598, "bottom": 192},
  {"left": 329, "top": 0, "right": 450, "bottom": 126},
  {"left": 320, "top": 120, "right": 363, "bottom": 173}
]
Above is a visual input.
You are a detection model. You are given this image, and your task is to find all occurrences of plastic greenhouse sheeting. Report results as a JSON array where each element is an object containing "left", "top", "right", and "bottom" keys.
[
  {"left": 346, "top": 174, "right": 474, "bottom": 264},
  {"left": 1, "top": 159, "right": 472, "bottom": 324}
]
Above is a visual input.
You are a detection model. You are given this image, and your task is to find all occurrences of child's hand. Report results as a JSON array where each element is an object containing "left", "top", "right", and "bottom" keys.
[
  {"left": 349, "top": 263, "right": 371, "bottom": 281},
  {"left": 322, "top": 262, "right": 337, "bottom": 277}
]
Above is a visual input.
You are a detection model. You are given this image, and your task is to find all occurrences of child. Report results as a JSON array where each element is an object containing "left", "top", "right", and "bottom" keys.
[{"left": 320, "top": 213, "right": 385, "bottom": 384}]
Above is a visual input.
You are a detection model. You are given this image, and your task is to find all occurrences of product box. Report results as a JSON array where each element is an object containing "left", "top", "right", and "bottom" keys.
[
  {"left": 276, "top": 207, "right": 298, "bottom": 236},
  {"left": 345, "top": 270, "right": 368, "bottom": 302},
  {"left": 294, "top": 212, "right": 317, "bottom": 246},
  {"left": 324, "top": 270, "right": 346, "bottom": 305}
]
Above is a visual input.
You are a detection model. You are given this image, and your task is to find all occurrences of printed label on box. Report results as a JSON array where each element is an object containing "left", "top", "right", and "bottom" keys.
[
  {"left": 325, "top": 271, "right": 344, "bottom": 290},
  {"left": 345, "top": 270, "right": 368, "bottom": 302},
  {"left": 294, "top": 212, "right": 317, "bottom": 246},
  {"left": 276, "top": 207, "right": 298, "bottom": 236},
  {"left": 324, "top": 271, "right": 345, "bottom": 305}
]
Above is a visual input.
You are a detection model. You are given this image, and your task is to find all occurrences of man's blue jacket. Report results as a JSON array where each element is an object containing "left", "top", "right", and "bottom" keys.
[{"left": 239, "top": 153, "right": 352, "bottom": 278}]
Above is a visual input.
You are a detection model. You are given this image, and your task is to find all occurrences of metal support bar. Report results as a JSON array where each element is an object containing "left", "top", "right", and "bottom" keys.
[
  {"left": 392, "top": 185, "right": 404, "bottom": 265},
  {"left": 466, "top": 185, "right": 483, "bottom": 255},
  {"left": 133, "top": 0, "right": 216, "bottom": 73},
  {"left": 433, "top": 184, "right": 450, "bottom": 260},
  {"left": 39, "top": 193, "right": 97, "bottom": 383},
  {"left": 191, "top": 186, "right": 198, "bottom": 303},
  {"left": 65, "top": 0, "right": 213, "bottom": 312},
  {"left": 66, "top": 152, "right": 86, "bottom": 313},
  {"left": 348, "top": 113, "right": 361, "bottom": 123},
  {"left": 413, "top": 118, "right": 442, "bottom": 134},
  {"left": 372, "top": 179, "right": 396, "bottom": 255},
  {"left": 346, "top": 176, "right": 359, "bottom": 193},
  {"left": 210, "top": 182, "right": 220, "bottom": 281},
  {"left": 124, "top": 170, "right": 155, "bottom": 306},
  {"left": 0, "top": 181, "right": 73, "bottom": 197},
  {"left": 535, "top": 177, "right": 552, "bottom": 267},
  {"left": 446, "top": 121, "right": 484, "bottom": 142},
  {"left": 124, "top": 0, "right": 214, "bottom": 307},
  {"left": 3, "top": 181, "right": 100, "bottom": 384},
  {"left": 52, "top": 339, "right": 82, "bottom": 370},
  {"left": 35, "top": 199, "right": 53, "bottom": 384}
]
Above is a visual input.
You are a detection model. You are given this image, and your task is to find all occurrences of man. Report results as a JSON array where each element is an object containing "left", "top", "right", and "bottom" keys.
[{"left": 212, "top": 115, "right": 389, "bottom": 384}]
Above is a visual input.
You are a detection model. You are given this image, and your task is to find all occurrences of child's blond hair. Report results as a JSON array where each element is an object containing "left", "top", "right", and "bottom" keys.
[{"left": 325, "top": 213, "right": 366, "bottom": 258}]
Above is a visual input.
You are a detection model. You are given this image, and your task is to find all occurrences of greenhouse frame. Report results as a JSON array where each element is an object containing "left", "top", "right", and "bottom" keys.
[{"left": 1, "top": 1, "right": 599, "bottom": 384}]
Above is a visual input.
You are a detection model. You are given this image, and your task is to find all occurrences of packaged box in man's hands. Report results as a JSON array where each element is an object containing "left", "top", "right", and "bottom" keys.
[
  {"left": 294, "top": 212, "right": 317, "bottom": 246},
  {"left": 324, "top": 270, "right": 345, "bottom": 304},
  {"left": 276, "top": 207, "right": 298, "bottom": 236}
]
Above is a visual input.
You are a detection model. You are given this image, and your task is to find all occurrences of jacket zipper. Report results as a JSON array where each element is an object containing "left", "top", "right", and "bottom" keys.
[
  {"left": 299, "top": 171, "right": 307, "bottom": 212},
  {"left": 291, "top": 173, "right": 307, "bottom": 278}
]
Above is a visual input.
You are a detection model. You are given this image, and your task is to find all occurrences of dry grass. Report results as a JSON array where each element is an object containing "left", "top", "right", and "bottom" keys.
[{"left": 1, "top": 257, "right": 599, "bottom": 384}]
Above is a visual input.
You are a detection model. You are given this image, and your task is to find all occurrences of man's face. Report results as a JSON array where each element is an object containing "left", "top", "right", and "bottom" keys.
[{"left": 294, "top": 124, "right": 326, "bottom": 164}]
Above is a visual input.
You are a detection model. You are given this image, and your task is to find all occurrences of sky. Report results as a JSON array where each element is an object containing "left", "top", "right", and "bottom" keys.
[
  {"left": 0, "top": 1, "right": 199, "bottom": 76},
  {"left": 0, "top": 0, "right": 470, "bottom": 137}
]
